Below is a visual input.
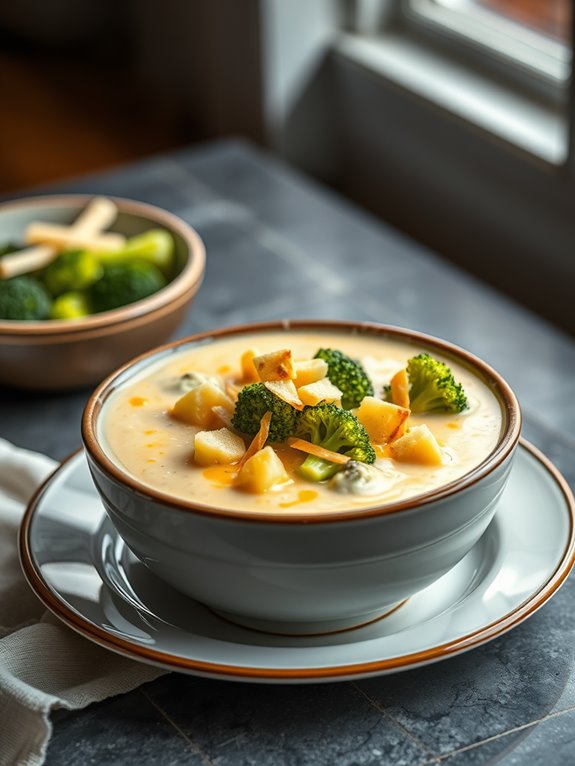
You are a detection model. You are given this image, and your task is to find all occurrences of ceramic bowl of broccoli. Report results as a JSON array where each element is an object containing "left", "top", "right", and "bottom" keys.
[{"left": 0, "top": 195, "right": 205, "bottom": 389}]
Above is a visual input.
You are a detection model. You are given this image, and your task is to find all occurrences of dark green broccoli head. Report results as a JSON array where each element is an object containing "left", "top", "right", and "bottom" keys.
[
  {"left": 0, "top": 243, "right": 21, "bottom": 257},
  {"left": 232, "top": 383, "right": 300, "bottom": 442},
  {"left": 295, "top": 403, "right": 376, "bottom": 482},
  {"left": 42, "top": 250, "right": 103, "bottom": 296},
  {"left": 314, "top": 348, "right": 373, "bottom": 409},
  {"left": 407, "top": 353, "right": 468, "bottom": 413},
  {"left": 0, "top": 276, "right": 52, "bottom": 320},
  {"left": 90, "top": 260, "right": 166, "bottom": 312}
]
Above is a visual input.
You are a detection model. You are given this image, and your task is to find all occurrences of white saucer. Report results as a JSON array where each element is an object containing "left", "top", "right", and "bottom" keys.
[{"left": 19, "top": 440, "right": 575, "bottom": 683}]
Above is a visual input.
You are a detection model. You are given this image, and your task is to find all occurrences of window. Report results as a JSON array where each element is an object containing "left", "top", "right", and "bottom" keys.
[
  {"left": 406, "top": 0, "right": 571, "bottom": 86},
  {"left": 337, "top": 0, "right": 572, "bottom": 162},
  {"left": 261, "top": 0, "right": 575, "bottom": 332}
]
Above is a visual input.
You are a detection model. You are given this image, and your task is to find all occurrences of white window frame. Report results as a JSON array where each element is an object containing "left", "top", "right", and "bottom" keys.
[
  {"left": 405, "top": 0, "right": 571, "bottom": 87},
  {"left": 335, "top": 0, "right": 572, "bottom": 164}
]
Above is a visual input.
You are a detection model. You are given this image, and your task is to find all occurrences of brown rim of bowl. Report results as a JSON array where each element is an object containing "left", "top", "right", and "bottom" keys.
[
  {"left": 0, "top": 194, "right": 205, "bottom": 336},
  {"left": 82, "top": 320, "right": 522, "bottom": 525}
]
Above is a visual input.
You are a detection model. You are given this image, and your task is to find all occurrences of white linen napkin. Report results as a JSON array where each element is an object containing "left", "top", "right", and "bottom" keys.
[{"left": 0, "top": 439, "right": 165, "bottom": 766}]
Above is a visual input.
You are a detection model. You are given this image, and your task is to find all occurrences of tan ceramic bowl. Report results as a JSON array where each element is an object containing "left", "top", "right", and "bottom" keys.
[
  {"left": 0, "top": 195, "right": 205, "bottom": 390},
  {"left": 83, "top": 321, "right": 522, "bottom": 635}
]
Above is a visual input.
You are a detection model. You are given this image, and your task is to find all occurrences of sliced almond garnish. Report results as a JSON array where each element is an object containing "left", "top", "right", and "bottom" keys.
[
  {"left": 390, "top": 368, "right": 410, "bottom": 409},
  {"left": 264, "top": 379, "right": 304, "bottom": 410},
  {"left": 1, "top": 197, "right": 120, "bottom": 279},
  {"left": 286, "top": 437, "right": 350, "bottom": 465},
  {"left": 0, "top": 245, "right": 56, "bottom": 280},
  {"left": 25, "top": 223, "right": 125, "bottom": 252},
  {"left": 236, "top": 411, "right": 272, "bottom": 470},
  {"left": 72, "top": 196, "right": 118, "bottom": 235}
]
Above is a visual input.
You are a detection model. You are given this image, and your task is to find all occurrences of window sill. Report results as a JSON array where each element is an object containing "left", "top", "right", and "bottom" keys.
[{"left": 335, "top": 31, "right": 569, "bottom": 165}]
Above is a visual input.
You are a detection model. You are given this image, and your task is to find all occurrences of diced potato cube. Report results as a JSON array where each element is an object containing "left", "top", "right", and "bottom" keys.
[
  {"left": 294, "top": 358, "right": 328, "bottom": 388},
  {"left": 390, "top": 368, "right": 410, "bottom": 409},
  {"left": 388, "top": 425, "right": 444, "bottom": 466},
  {"left": 235, "top": 446, "right": 289, "bottom": 494},
  {"left": 264, "top": 380, "right": 304, "bottom": 409},
  {"left": 171, "top": 381, "right": 234, "bottom": 428},
  {"left": 241, "top": 348, "right": 260, "bottom": 382},
  {"left": 253, "top": 349, "right": 296, "bottom": 381},
  {"left": 356, "top": 396, "right": 410, "bottom": 445},
  {"left": 298, "top": 378, "right": 342, "bottom": 406},
  {"left": 194, "top": 428, "right": 246, "bottom": 467}
]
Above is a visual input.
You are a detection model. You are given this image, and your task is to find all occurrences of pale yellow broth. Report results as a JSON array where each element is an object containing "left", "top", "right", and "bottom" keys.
[{"left": 102, "top": 331, "right": 503, "bottom": 514}]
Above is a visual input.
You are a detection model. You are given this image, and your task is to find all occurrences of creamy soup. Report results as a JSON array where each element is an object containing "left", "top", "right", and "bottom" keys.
[{"left": 101, "top": 331, "right": 503, "bottom": 514}]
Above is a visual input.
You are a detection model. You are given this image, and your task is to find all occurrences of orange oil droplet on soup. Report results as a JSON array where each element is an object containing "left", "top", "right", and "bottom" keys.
[
  {"left": 217, "top": 364, "right": 232, "bottom": 374},
  {"left": 202, "top": 465, "right": 238, "bottom": 487},
  {"left": 279, "top": 490, "right": 318, "bottom": 508},
  {"left": 447, "top": 422, "right": 461, "bottom": 430},
  {"left": 129, "top": 396, "right": 148, "bottom": 407},
  {"left": 144, "top": 429, "right": 158, "bottom": 435}
]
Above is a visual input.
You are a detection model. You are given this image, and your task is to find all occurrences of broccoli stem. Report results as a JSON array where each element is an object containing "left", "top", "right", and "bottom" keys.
[{"left": 298, "top": 455, "right": 342, "bottom": 482}]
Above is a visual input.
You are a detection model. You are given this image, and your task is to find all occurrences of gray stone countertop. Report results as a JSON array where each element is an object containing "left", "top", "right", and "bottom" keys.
[{"left": 2, "top": 139, "right": 575, "bottom": 765}]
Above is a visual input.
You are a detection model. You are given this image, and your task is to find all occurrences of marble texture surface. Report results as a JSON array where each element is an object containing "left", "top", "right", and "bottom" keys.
[{"left": 2, "top": 140, "right": 574, "bottom": 765}]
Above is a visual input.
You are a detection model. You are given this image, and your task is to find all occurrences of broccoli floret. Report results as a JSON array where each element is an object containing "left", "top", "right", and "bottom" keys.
[
  {"left": 97, "top": 230, "right": 175, "bottom": 277},
  {"left": 90, "top": 260, "right": 166, "bottom": 312},
  {"left": 50, "top": 291, "right": 91, "bottom": 320},
  {"left": 314, "top": 348, "right": 373, "bottom": 409},
  {"left": 232, "top": 383, "right": 300, "bottom": 442},
  {"left": 42, "top": 250, "right": 103, "bottom": 296},
  {"left": 295, "top": 403, "right": 376, "bottom": 482},
  {"left": 0, "top": 276, "right": 52, "bottom": 320},
  {"left": 406, "top": 353, "right": 468, "bottom": 413},
  {"left": 0, "top": 243, "right": 21, "bottom": 257}
]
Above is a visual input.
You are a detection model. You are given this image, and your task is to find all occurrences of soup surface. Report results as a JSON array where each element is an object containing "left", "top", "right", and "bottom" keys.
[{"left": 102, "top": 331, "right": 503, "bottom": 514}]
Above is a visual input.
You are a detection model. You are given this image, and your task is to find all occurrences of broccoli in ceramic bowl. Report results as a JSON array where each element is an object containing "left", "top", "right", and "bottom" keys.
[{"left": 0, "top": 195, "right": 205, "bottom": 389}]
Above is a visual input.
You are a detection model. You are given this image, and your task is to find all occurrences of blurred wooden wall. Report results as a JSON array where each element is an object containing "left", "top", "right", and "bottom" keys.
[{"left": 0, "top": 0, "right": 264, "bottom": 193}]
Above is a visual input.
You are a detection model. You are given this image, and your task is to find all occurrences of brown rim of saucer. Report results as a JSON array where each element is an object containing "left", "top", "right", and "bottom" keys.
[
  {"left": 18, "top": 439, "right": 575, "bottom": 680},
  {"left": 81, "top": 320, "right": 522, "bottom": 524}
]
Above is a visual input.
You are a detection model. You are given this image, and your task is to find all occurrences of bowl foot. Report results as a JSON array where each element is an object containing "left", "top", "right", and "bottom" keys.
[{"left": 210, "top": 599, "right": 408, "bottom": 637}]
